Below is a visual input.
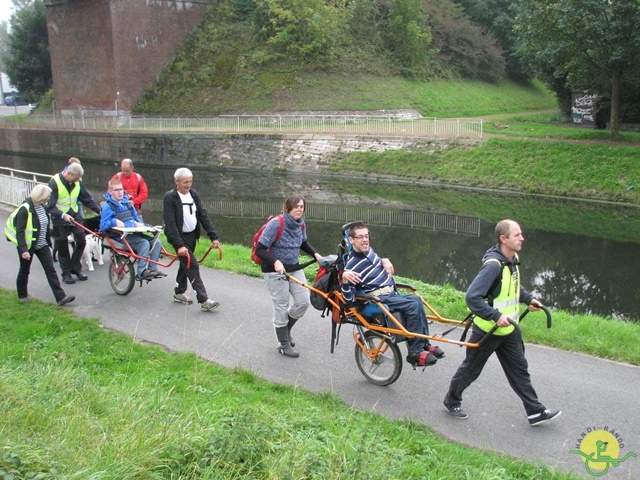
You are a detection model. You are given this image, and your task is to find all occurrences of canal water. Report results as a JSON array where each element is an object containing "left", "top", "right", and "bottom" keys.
[{"left": 3, "top": 153, "right": 640, "bottom": 320}]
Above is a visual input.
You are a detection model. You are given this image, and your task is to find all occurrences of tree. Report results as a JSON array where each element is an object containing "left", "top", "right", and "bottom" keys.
[
  {"left": 254, "top": 0, "right": 347, "bottom": 64},
  {"left": 3, "top": 0, "right": 51, "bottom": 100},
  {"left": 0, "top": 21, "right": 8, "bottom": 102},
  {"left": 0, "top": 21, "right": 9, "bottom": 73},
  {"left": 513, "top": 0, "right": 640, "bottom": 137},
  {"left": 452, "top": 0, "right": 528, "bottom": 81},
  {"left": 385, "top": 0, "right": 436, "bottom": 77},
  {"left": 424, "top": 0, "right": 505, "bottom": 82}
]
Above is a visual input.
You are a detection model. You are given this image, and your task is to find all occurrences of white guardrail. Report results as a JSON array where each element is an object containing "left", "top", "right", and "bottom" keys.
[
  {"left": 2, "top": 114, "right": 483, "bottom": 138},
  {"left": 0, "top": 167, "right": 50, "bottom": 207}
]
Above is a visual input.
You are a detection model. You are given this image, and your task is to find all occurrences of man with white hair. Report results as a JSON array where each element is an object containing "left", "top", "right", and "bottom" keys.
[
  {"left": 48, "top": 162, "right": 102, "bottom": 284},
  {"left": 163, "top": 168, "right": 220, "bottom": 311}
]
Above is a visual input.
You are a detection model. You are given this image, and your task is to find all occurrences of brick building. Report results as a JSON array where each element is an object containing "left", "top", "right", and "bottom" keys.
[{"left": 46, "top": 0, "right": 206, "bottom": 114}]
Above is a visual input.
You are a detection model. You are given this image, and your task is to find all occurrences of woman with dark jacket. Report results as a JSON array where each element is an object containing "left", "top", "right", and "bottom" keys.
[
  {"left": 4, "top": 184, "right": 75, "bottom": 306},
  {"left": 255, "top": 195, "right": 323, "bottom": 358}
]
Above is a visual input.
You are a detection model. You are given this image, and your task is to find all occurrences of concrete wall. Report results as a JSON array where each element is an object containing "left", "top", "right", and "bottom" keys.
[
  {"left": 0, "top": 128, "right": 477, "bottom": 171},
  {"left": 46, "top": 0, "right": 206, "bottom": 113}
]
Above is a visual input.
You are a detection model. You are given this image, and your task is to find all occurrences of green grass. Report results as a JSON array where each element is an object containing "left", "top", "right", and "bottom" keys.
[
  {"left": 483, "top": 112, "right": 640, "bottom": 142},
  {"left": 0, "top": 289, "right": 578, "bottom": 479},
  {"left": 241, "top": 75, "right": 557, "bottom": 118},
  {"left": 327, "top": 137, "right": 640, "bottom": 204},
  {"left": 139, "top": 72, "right": 557, "bottom": 117}
]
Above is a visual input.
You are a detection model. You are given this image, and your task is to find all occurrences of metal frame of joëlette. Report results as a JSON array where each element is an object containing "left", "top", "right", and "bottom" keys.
[
  {"left": 287, "top": 273, "right": 552, "bottom": 349},
  {"left": 72, "top": 219, "right": 222, "bottom": 270}
]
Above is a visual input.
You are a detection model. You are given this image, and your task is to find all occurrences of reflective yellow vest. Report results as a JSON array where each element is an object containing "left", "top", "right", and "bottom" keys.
[
  {"left": 53, "top": 173, "right": 80, "bottom": 214},
  {"left": 5, "top": 202, "right": 35, "bottom": 249},
  {"left": 473, "top": 255, "right": 520, "bottom": 336}
]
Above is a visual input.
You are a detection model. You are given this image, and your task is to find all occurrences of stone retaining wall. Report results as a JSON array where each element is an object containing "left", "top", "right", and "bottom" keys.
[{"left": 0, "top": 128, "right": 480, "bottom": 170}]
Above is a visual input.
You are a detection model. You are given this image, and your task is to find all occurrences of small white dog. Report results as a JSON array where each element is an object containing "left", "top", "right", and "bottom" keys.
[{"left": 82, "top": 234, "right": 104, "bottom": 271}]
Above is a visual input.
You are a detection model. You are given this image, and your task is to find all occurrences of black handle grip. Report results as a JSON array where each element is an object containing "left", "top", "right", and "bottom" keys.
[{"left": 518, "top": 305, "right": 552, "bottom": 328}]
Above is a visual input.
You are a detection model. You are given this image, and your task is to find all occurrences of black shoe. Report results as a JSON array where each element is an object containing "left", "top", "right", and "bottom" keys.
[
  {"left": 136, "top": 269, "right": 155, "bottom": 281},
  {"left": 62, "top": 274, "right": 76, "bottom": 285},
  {"left": 75, "top": 271, "right": 88, "bottom": 281},
  {"left": 406, "top": 350, "right": 437, "bottom": 367},
  {"left": 153, "top": 271, "right": 167, "bottom": 278},
  {"left": 57, "top": 295, "right": 75, "bottom": 306},
  {"left": 425, "top": 344, "right": 445, "bottom": 358},
  {"left": 443, "top": 402, "right": 468, "bottom": 419},
  {"left": 529, "top": 409, "right": 562, "bottom": 426}
]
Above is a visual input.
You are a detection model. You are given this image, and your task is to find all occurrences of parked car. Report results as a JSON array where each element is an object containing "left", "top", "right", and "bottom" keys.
[{"left": 4, "top": 95, "right": 29, "bottom": 106}]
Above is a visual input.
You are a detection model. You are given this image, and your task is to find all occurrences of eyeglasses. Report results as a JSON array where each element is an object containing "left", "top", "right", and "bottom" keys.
[{"left": 352, "top": 234, "right": 370, "bottom": 240}]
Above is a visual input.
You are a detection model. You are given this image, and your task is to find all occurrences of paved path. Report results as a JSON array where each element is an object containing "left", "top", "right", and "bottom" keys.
[{"left": 1, "top": 208, "right": 638, "bottom": 479}]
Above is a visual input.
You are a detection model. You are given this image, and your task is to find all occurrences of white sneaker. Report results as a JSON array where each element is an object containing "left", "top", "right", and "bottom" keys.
[
  {"left": 173, "top": 293, "right": 193, "bottom": 305},
  {"left": 201, "top": 299, "right": 220, "bottom": 311}
]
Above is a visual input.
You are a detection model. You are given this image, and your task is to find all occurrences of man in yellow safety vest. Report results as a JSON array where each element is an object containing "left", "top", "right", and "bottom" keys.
[
  {"left": 443, "top": 219, "right": 561, "bottom": 426},
  {"left": 48, "top": 162, "right": 101, "bottom": 284}
]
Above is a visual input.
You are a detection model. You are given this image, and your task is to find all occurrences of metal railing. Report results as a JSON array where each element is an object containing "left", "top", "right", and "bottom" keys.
[
  {"left": 0, "top": 167, "right": 51, "bottom": 207},
  {"left": 146, "top": 199, "right": 481, "bottom": 236},
  {"left": 4, "top": 114, "right": 483, "bottom": 138}
]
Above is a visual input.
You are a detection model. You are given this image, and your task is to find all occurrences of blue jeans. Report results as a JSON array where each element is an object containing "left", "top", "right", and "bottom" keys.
[
  {"left": 380, "top": 292, "right": 429, "bottom": 353},
  {"left": 125, "top": 234, "right": 162, "bottom": 277}
]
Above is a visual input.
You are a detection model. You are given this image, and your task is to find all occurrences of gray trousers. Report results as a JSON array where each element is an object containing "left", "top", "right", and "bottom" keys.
[{"left": 264, "top": 269, "right": 310, "bottom": 327}]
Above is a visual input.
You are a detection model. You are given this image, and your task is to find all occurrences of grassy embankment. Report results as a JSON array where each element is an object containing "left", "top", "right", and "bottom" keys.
[{"left": 327, "top": 111, "right": 640, "bottom": 205}]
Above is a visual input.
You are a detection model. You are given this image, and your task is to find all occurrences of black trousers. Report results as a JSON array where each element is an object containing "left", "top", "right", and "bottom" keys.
[
  {"left": 54, "top": 223, "right": 86, "bottom": 276},
  {"left": 444, "top": 325, "right": 546, "bottom": 416},
  {"left": 174, "top": 231, "right": 209, "bottom": 303},
  {"left": 17, "top": 246, "right": 66, "bottom": 303}
]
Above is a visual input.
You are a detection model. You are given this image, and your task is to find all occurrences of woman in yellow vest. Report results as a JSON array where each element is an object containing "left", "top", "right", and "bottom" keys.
[
  {"left": 443, "top": 219, "right": 561, "bottom": 426},
  {"left": 5, "top": 184, "right": 75, "bottom": 306}
]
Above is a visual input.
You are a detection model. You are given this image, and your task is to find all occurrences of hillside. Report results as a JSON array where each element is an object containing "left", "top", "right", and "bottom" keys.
[{"left": 135, "top": 0, "right": 556, "bottom": 117}]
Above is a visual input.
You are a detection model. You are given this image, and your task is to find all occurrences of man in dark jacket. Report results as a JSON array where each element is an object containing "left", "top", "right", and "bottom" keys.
[
  {"left": 443, "top": 219, "right": 561, "bottom": 426},
  {"left": 48, "top": 162, "right": 102, "bottom": 284},
  {"left": 163, "top": 167, "right": 220, "bottom": 311}
]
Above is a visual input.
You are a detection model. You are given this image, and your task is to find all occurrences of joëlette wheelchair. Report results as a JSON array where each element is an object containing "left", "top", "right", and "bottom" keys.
[
  {"left": 288, "top": 221, "right": 551, "bottom": 386},
  {"left": 74, "top": 220, "right": 221, "bottom": 295}
]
